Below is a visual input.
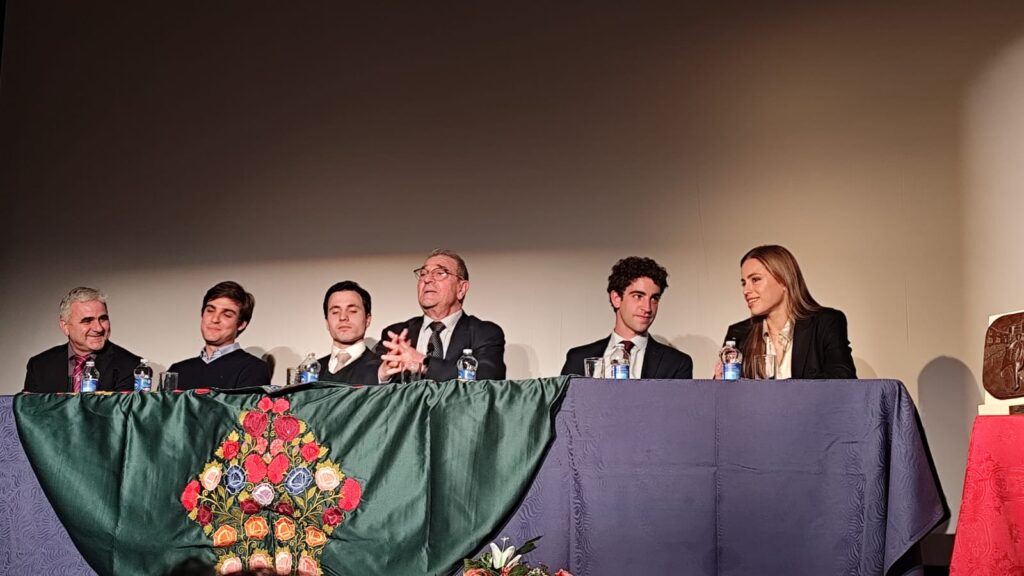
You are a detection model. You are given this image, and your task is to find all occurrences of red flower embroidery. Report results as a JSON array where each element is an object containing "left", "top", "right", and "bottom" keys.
[
  {"left": 300, "top": 442, "right": 320, "bottom": 463},
  {"left": 322, "top": 506, "right": 343, "bottom": 527},
  {"left": 268, "top": 453, "right": 290, "bottom": 484},
  {"left": 243, "top": 411, "right": 268, "bottom": 437},
  {"left": 339, "top": 478, "right": 362, "bottom": 511},
  {"left": 244, "top": 453, "right": 268, "bottom": 483},
  {"left": 270, "top": 439, "right": 285, "bottom": 455},
  {"left": 255, "top": 437, "right": 268, "bottom": 454},
  {"left": 240, "top": 499, "right": 261, "bottom": 514},
  {"left": 275, "top": 502, "right": 294, "bottom": 516},
  {"left": 181, "top": 480, "right": 200, "bottom": 511},
  {"left": 272, "top": 398, "right": 290, "bottom": 413},
  {"left": 274, "top": 416, "right": 301, "bottom": 442},
  {"left": 197, "top": 504, "right": 213, "bottom": 525},
  {"left": 257, "top": 397, "right": 274, "bottom": 412},
  {"left": 221, "top": 440, "right": 240, "bottom": 461}
]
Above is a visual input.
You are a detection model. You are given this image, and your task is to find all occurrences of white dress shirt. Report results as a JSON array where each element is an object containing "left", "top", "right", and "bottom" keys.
[
  {"left": 416, "top": 310, "right": 464, "bottom": 358},
  {"left": 329, "top": 341, "right": 367, "bottom": 373},
  {"left": 602, "top": 333, "right": 649, "bottom": 379}
]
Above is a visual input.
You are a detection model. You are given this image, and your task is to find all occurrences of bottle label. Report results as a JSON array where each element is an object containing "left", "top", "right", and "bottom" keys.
[
  {"left": 134, "top": 376, "right": 152, "bottom": 391},
  {"left": 80, "top": 378, "right": 98, "bottom": 393},
  {"left": 300, "top": 371, "right": 318, "bottom": 384},
  {"left": 611, "top": 363, "right": 630, "bottom": 380},
  {"left": 458, "top": 368, "right": 476, "bottom": 381},
  {"left": 723, "top": 362, "right": 742, "bottom": 381}
]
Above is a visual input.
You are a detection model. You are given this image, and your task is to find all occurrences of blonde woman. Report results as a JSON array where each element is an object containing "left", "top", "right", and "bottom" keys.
[{"left": 719, "top": 245, "right": 856, "bottom": 379}]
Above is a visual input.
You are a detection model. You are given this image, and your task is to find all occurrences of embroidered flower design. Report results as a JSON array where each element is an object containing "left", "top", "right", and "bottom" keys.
[
  {"left": 224, "top": 466, "right": 246, "bottom": 494},
  {"left": 251, "top": 483, "right": 276, "bottom": 507},
  {"left": 181, "top": 395, "right": 363, "bottom": 572},
  {"left": 181, "top": 480, "right": 200, "bottom": 512},
  {"left": 284, "top": 467, "right": 313, "bottom": 495}
]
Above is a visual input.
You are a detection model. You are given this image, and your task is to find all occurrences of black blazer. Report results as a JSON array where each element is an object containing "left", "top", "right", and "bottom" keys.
[
  {"left": 24, "top": 341, "right": 141, "bottom": 393},
  {"left": 317, "top": 348, "right": 383, "bottom": 386},
  {"left": 560, "top": 336, "right": 693, "bottom": 379},
  {"left": 723, "top": 307, "right": 857, "bottom": 379},
  {"left": 376, "top": 313, "right": 506, "bottom": 381}
]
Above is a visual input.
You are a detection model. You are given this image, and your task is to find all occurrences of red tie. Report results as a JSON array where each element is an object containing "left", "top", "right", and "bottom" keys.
[
  {"left": 621, "top": 340, "right": 635, "bottom": 354},
  {"left": 72, "top": 355, "right": 88, "bottom": 392}
]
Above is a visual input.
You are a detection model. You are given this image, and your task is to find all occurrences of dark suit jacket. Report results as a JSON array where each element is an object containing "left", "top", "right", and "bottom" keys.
[
  {"left": 317, "top": 347, "right": 383, "bottom": 386},
  {"left": 560, "top": 336, "right": 694, "bottom": 379},
  {"left": 377, "top": 313, "right": 506, "bottom": 381},
  {"left": 24, "top": 341, "right": 141, "bottom": 393},
  {"left": 723, "top": 307, "right": 857, "bottom": 379}
]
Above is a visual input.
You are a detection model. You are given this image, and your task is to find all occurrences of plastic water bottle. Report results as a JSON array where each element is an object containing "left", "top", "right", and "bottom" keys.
[
  {"left": 720, "top": 340, "right": 743, "bottom": 381},
  {"left": 457, "top": 349, "right": 478, "bottom": 381},
  {"left": 299, "top": 353, "right": 320, "bottom": 384},
  {"left": 81, "top": 360, "right": 99, "bottom": 393},
  {"left": 134, "top": 359, "right": 153, "bottom": 391},
  {"left": 609, "top": 343, "right": 630, "bottom": 380}
]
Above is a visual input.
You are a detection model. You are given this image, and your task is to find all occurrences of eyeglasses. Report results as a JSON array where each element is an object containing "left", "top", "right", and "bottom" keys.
[{"left": 413, "top": 267, "right": 461, "bottom": 281}]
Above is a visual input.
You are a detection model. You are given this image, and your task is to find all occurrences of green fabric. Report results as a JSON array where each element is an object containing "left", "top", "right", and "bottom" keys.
[{"left": 14, "top": 377, "right": 568, "bottom": 575}]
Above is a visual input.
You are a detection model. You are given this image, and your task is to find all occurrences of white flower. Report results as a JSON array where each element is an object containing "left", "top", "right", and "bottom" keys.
[
  {"left": 251, "top": 482, "right": 276, "bottom": 506},
  {"left": 489, "top": 540, "right": 522, "bottom": 569}
]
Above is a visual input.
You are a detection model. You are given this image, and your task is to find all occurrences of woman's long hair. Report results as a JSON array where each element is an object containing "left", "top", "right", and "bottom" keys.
[{"left": 739, "top": 245, "right": 821, "bottom": 377}]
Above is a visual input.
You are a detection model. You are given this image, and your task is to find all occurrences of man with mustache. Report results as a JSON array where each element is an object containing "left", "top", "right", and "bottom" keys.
[
  {"left": 169, "top": 281, "right": 271, "bottom": 390},
  {"left": 377, "top": 249, "right": 506, "bottom": 381},
  {"left": 561, "top": 256, "right": 693, "bottom": 379},
  {"left": 24, "top": 286, "right": 142, "bottom": 392},
  {"left": 316, "top": 280, "right": 382, "bottom": 385}
]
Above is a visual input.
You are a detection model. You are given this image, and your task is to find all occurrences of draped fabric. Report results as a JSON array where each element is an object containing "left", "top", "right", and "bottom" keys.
[
  {"left": 950, "top": 416, "right": 1024, "bottom": 575},
  {"left": 495, "top": 379, "right": 947, "bottom": 576},
  {"left": 12, "top": 378, "right": 568, "bottom": 576},
  {"left": 3, "top": 379, "right": 945, "bottom": 576}
]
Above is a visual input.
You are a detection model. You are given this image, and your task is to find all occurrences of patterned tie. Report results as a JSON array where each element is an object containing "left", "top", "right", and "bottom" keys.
[
  {"left": 427, "top": 321, "right": 445, "bottom": 359},
  {"left": 72, "top": 355, "right": 88, "bottom": 392},
  {"left": 330, "top": 350, "right": 352, "bottom": 374}
]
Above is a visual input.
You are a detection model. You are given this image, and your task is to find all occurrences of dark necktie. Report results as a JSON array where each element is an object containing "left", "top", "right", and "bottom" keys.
[
  {"left": 621, "top": 340, "right": 635, "bottom": 354},
  {"left": 427, "top": 321, "right": 445, "bottom": 359},
  {"left": 72, "top": 355, "right": 88, "bottom": 392}
]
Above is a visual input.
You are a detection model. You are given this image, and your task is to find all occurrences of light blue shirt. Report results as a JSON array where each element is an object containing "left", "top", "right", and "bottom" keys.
[{"left": 200, "top": 342, "right": 242, "bottom": 364}]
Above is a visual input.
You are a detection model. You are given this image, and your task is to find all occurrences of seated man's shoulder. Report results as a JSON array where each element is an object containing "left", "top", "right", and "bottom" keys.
[
  {"left": 651, "top": 338, "right": 692, "bottom": 361},
  {"left": 27, "top": 343, "right": 67, "bottom": 363},
  {"left": 463, "top": 314, "right": 505, "bottom": 336},
  {"left": 105, "top": 341, "right": 141, "bottom": 363}
]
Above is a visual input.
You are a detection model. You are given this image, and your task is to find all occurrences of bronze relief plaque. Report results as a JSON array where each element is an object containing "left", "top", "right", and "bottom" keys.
[{"left": 984, "top": 312, "right": 1024, "bottom": 399}]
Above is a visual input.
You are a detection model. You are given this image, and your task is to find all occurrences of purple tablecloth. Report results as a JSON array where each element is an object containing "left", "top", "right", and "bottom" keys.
[{"left": 0, "top": 379, "right": 945, "bottom": 575}]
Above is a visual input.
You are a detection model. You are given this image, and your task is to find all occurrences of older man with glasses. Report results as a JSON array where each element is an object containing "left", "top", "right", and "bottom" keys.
[{"left": 376, "top": 249, "right": 506, "bottom": 381}]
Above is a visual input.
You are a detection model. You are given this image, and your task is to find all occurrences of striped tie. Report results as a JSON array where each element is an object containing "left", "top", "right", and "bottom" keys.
[
  {"left": 427, "top": 322, "right": 445, "bottom": 359},
  {"left": 72, "top": 355, "right": 88, "bottom": 392}
]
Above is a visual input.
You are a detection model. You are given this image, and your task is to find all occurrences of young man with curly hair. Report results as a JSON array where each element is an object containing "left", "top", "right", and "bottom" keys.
[{"left": 561, "top": 257, "right": 692, "bottom": 379}]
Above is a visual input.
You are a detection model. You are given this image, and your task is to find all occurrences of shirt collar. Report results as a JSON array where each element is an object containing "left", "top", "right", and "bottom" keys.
[
  {"left": 761, "top": 320, "right": 793, "bottom": 348},
  {"left": 201, "top": 342, "right": 242, "bottom": 364},
  {"left": 332, "top": 340, "right": 366, "bottom": 361},
  {"left": 421, "top": 309, "right": 463, "bottom": 333},
  {"left": 610, "top": 332, "right": 649, "bottom": 350}
]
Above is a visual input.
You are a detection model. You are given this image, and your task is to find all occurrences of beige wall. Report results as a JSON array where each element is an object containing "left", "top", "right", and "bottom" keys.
[{"left": 4, "top": 1, "right": 1023, "bottom": 532}]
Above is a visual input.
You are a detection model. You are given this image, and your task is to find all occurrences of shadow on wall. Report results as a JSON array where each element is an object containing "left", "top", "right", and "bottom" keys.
[
  {"left": 854, "top": 357, "right": 877, "bottom": 379},
  {"left": 506, "top": 343, "right": 539, "bottom": 380},
  {"left": 917, "top": 356, "right": 981, "bottom": 533}
]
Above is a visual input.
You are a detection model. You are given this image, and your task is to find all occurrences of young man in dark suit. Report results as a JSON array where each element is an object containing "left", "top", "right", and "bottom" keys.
[
  {"left": 376, "top": 249, "right": 506, "bottom": 381},
  {"left": 169, "top": 281, "right": 271, "bottom": 390},
  {"left": 317, "top": 281, "right": 382, "bottom": 385},
  {"left": 24, "top": 287, "right": 141, "bottom": 392},
  {"left": 561, "top": 257, "right": 693, "bottom": 379}
]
